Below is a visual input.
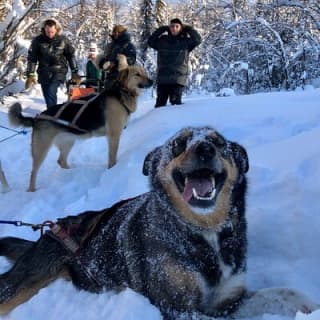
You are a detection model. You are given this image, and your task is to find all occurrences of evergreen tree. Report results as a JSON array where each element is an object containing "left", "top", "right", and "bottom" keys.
[
  {"left": 0, "top": 0, "right": 35, "bottom": 95},
  {"left": 139, "top": 0, "right": 154, "bottom": 64},
  {"left": 2, "top": 0, "right": 320, "bottom": 98},
  {"left": 155, "top": 0, "right": 167, "bottom": 26}
]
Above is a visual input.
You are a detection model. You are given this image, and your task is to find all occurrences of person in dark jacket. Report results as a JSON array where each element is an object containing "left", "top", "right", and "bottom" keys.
[
  {"left": 86, "top": 42, "right": 102, "bottom": 87},
  {"left": 25, "top": 18, "right": 80, "bottom": 108},
  {"left": 148, "top": 18, "right": 201, "bottom": 108},
  {"left": 98, "top": 25, "right": 136, "bottom": 90}
]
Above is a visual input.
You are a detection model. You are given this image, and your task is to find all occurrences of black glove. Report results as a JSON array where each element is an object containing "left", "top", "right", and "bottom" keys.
[
  {"left": 157, "top": 26, "right": 170, "bottom": 34},
  {"left": 182, "top": 25, "right": 192, "bottom": 32}
]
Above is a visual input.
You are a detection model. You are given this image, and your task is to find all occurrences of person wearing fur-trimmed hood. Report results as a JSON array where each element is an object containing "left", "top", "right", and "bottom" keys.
[
  {"left": 25, "top": 17, "right": 81, "bottom": 108},
  {"left": 98, "top": 25, "right": 136, "bottom": 90}
]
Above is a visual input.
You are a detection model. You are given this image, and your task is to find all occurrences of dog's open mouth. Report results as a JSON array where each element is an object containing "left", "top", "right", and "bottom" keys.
[{"left": 173, "top": 169, "right": 226, "bottom": 209}]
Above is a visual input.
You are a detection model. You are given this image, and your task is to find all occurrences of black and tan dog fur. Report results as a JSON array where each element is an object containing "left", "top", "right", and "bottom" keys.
[
  {"left": 0, "top": 127, "right": 317, "bottom": 318},
  {"left": 8, "top": 54, "right": 153, "bottom": 191}
]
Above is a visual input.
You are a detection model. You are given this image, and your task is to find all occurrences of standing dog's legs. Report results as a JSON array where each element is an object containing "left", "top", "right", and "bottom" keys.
[
  {"left": 0, "top": 235, "right": 70, "bottom": 315},
  {"left": 56, "top": 137, "right": 75, "bottom": 169},
  {"left": 0, "top": 161, "right": 10, "bottom": 193},
  {"left": 107, "top": 127, "right": 123, "bottom": 168},
  {"left": 107, "top": 135, "right": 120, "bottom": 168},
  {"left": 28, "top": 127, "right": 56, "bottom": 192}
]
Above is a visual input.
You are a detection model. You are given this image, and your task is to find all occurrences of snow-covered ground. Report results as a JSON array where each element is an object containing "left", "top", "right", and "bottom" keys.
[{"left": 0, "top": 85, "right": 319, "bottom": 320}]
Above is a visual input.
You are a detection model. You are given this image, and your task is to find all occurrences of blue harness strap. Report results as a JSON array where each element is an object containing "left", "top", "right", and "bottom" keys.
[{"left": 0, "top": 220, "right": 23, "bottom": 226}]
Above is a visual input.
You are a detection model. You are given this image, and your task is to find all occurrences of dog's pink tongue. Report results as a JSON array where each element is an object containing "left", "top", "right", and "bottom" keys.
[{"left": 182, "top": 177, "right": 213, "bottom": 202}]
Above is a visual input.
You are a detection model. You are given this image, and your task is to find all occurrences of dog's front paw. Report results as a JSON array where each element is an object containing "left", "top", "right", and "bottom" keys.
[{"left": 233, "top": 287, "right": 319, "bottom": 318}]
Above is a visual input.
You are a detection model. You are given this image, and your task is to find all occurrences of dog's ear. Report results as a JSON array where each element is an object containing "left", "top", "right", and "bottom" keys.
[
  {"left": 230, "top": 142, "right": 249, "bottom": 173},
  {"left": 118, "top": 69, "right": 129, "bottom": 85},
  {"left": 117, "top": 54, "right": 128, "bottom": 71},
  {"left": 143, "top": 146, "right": 162, "bottom": 176}
]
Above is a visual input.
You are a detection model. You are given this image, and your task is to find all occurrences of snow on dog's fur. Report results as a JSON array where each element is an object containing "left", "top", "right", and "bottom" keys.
[{"left": 0, "top": 127, "right": 318, "bottom": 319}]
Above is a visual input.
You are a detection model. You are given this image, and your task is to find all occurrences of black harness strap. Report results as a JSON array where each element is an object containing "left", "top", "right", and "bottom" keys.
[
  {"left": 45, "top": 197, "right": 138, "bottom": 287},
  {"left": 35, "top": 114, "right": 89, "bottom": 133},
  {"left": 36, "top": 92, "right": 101, "bottom": 133}
]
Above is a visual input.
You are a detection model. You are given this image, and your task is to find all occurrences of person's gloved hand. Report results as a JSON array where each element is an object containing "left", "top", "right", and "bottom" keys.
[
  {"left": 102, "top": 61, "right": 112, "bottom": 70},
  {"left": 157, "top": 26, "right": 170, "bottom": 34},
  {"left": 182, "top": 25, "right": 192, "bottom": 32},
  {"left": 71, "top": 71, "right": 81, "bottom": 84},
  {"left": 25, "top": 75, "right": 37, "bottom": 90}
]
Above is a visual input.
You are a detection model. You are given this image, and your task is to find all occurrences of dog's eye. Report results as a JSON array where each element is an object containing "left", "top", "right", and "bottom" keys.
[
  {"left": 135, "top": 73, "right": 141, "bottom": 77},
  {"left": 172, "top": 137, "right": 187, "bottom": 157},
  {"left": 207, "top": 134, "right": 226, "bottom": 148}
]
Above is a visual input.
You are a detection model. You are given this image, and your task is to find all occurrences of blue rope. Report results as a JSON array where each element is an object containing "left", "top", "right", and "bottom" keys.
[
  {"left": 0, "top": 220, "right": 54, "bottom": 234},
  {"left": 0, "top": 220, "right": 23, "bottom": 226},
  {"left": 0, "top": 125, "right": 28, "bottom": 143},
  {"left": 0, "top": 125, "right": 27, "bottom": 134}
]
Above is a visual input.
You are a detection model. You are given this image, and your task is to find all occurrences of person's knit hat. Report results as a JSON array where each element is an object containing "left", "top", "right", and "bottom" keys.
[
  {"left": 170, "top": 18, "right": 183, "bottom": 26},
  {"left": 112, "top": 25, "right": 127, "bottom": 34}
]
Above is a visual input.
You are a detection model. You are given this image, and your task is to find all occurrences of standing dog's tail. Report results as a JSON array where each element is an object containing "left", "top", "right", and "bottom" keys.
[
  {"left": 8, "top": 102, "right": 35, "bottom": 128},
  {"left": 0, "top": 237, "right": 35, "bottom": 262}
]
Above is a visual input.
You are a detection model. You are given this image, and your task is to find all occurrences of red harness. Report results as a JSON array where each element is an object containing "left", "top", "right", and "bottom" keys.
[{"left": 45, "top": 198, "right": 136, "bottom": 286}]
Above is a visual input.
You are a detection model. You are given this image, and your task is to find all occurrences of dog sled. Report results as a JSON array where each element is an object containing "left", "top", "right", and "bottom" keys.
[{"left": 66, "top": 76, "right": 102, "bottom": 101}]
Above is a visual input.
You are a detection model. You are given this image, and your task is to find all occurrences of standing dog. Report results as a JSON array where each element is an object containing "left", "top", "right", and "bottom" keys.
[
  {"left": 0, "top": 127, "right": 317, "bottom": 318},
  {"left": 8, "top": 55, "right": 153, "bottom": 191},
  {"left": 0, "top": 161, "right": 10, "bottom": 193}
]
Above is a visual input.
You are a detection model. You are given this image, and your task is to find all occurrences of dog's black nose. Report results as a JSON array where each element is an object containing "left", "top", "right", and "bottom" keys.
[{"left": 195, "top": 142, "right": 216, "bottom": 160}]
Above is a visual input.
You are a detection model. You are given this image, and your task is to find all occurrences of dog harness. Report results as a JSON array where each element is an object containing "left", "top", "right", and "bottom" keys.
[
  {"left": 36, "top": 93, "right": 100, "bottom": 133},
  {"left": 45, "top": 198, "right": 135, "bottom": 287},
  {"left": 36, "top": 82, "right": 136, "bottom": 133}
]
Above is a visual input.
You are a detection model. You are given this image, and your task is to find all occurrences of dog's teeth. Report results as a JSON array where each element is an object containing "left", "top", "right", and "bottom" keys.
[
  {"left": 211, "top": 177, "right": 216, "bottom": 188},
  {"left": 209, "top": 188, "right": 216, "bottom": 200},
  {"left": 192, "top": 187, "right": 198, "bottom": 199},
  {"left": 192, "top": 187, "right": 216, "bottom": 201}
]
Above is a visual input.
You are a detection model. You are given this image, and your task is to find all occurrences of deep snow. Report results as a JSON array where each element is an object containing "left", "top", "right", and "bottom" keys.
[{"left": 0, "top": 85, "right": 319, "bottom": 320}]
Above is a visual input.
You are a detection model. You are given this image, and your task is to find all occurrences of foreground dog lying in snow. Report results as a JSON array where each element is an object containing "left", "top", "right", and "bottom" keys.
[
  {"left": 8, "top": 54, "right": 153, "bottom": 192},
  {"left": 0, "top": 127, "right": 318, "bottom": 318}
]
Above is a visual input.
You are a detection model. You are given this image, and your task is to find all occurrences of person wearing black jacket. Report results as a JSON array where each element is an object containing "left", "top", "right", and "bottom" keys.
[
  {"left": 148, "top": 18, "right": 201, "bottom": 108},
  {"left": 25, "top": 18, "right": 80, "bottom": 108},
  {"left": 99, "top": 25, "right": 136, "bottom": 90}
]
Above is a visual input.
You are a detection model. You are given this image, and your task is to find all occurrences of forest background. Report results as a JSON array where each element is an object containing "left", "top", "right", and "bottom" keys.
[{"left": 1, "top": 0, "right": 320, "bottom": 98}]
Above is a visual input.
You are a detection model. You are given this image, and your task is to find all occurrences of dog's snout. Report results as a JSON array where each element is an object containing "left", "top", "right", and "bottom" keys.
[
  {"left": 139, "top": 78, "right": 153, "bottom": 88},
  {"left": 195, "top": 142, "right": 216, "bottom": 160}
]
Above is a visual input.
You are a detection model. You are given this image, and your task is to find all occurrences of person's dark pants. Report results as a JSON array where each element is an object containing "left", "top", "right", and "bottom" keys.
[
  {"left": 155, "top": 84, "right": 184, "bottom": 108},
  {"left": 40, "top": 81, "right": 60, "bottom": 108}
]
